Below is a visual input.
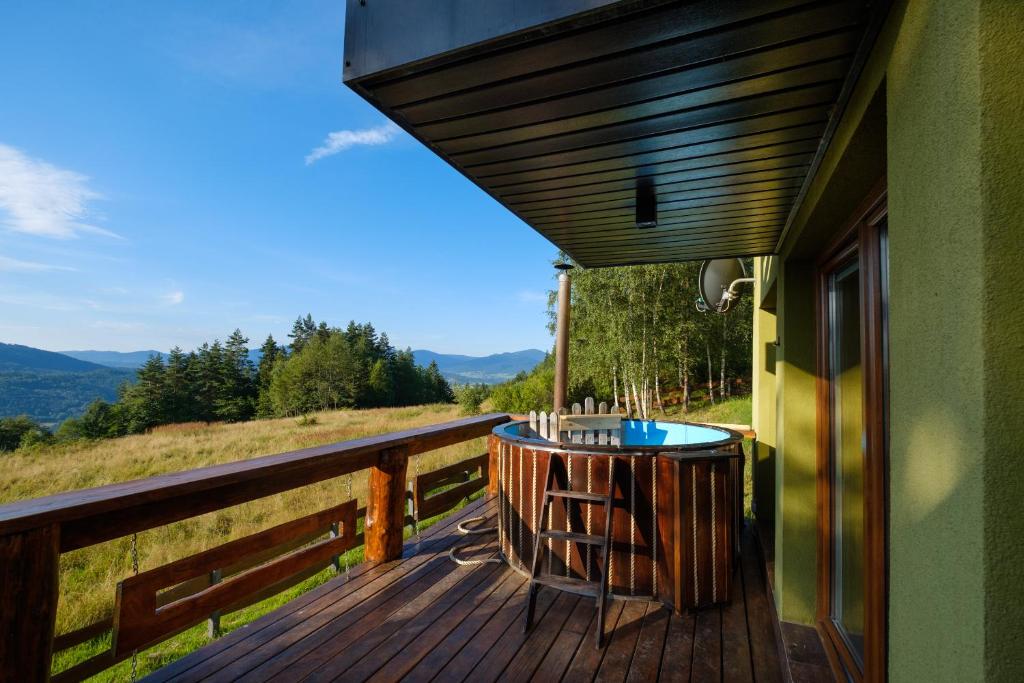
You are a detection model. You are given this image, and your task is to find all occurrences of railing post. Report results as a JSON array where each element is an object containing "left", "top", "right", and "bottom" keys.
[
  {"left": 365, "top": 445, "right": 409, "bottom": 562},
  {"left": 0, "top": 524, "right": 60, "bottom": 683}
]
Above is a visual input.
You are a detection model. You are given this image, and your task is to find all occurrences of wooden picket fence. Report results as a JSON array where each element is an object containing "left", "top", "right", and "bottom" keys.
[{"left": 528, "top": 396, "right": 622, "bottom": 445}]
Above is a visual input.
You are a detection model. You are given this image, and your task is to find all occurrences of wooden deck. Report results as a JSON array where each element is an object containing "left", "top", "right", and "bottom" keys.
[{"left": 144, "top": 497, "right": 785, "bottom": 683}]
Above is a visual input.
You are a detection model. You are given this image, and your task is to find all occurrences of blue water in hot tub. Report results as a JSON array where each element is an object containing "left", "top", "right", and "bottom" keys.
[
  {"left": 504, "top": 420, "right": 732, "bottom": 447},
  {"left": 620, "top": 420, "right": 731, "bottom": 446}
]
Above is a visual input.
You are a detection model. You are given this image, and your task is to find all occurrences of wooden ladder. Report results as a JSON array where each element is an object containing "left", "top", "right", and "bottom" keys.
[{"left": 524, "top": 454, "right": 617, "bottom": 648}]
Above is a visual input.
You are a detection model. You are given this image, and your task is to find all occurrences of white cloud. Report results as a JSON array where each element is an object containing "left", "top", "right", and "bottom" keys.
[
  {"left": 305, "top": 122, "right": 401, "bottom": 165},
  {"left": 516, "top": 289, "right": 549, "bottom": 304},
  {"left": 0, "top": 255, "right": 77, "bottom": 272},
  {"left": 162, "top": 290, "right": 185, "bottom": 305},
  {"left": 0, "top": 143, "right": 119, "bottom": 239}
]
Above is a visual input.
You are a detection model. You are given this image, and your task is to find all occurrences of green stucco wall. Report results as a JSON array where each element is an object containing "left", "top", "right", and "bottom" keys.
[
  {"left": 888, "top": 0, "right": 1024, "bottom": 680},
  {"left": 773, "top": 260, "right": 818, "bottom": 624},
  {"left": 751, "top": 262, "right": 777, "bottom": 545}
]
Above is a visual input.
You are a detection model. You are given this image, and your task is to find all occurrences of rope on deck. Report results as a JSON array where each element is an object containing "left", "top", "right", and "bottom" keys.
[{"left": 448, "top": 516, "right": 502, "bottom": 566}]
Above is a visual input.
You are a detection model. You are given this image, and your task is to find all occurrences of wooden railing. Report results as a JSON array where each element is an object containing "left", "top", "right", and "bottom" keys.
[{"left": 0, "top": 413, "right": 510, "bottom": 683}]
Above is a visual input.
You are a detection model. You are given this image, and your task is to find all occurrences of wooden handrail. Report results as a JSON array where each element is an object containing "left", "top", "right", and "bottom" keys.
[
  {"left": 0, "top": 413, "right": 510, "bottom": 552},
  {"left": 0, "top": 412, "right": 511, "bottom": 683}
]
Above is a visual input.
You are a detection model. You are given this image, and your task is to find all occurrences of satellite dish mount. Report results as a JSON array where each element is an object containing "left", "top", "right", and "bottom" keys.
[{"left": 696, "top": 259, "right": 754, "bottom": 313}]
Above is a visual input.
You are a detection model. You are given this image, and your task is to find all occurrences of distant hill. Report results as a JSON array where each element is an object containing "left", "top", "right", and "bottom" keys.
[
  {"left": 61, "top": 349, "right": 164, "bottom": 369},
  {"left": 0, "top": 343, "right": 111, "bottom": 373},
  {"left": 412, "top": 349, "right": 546, "bottom": 385},
  {"left": 62, "top": 348, "right": 263, "bottom": 369},
  {"left": 0, "top": 343, "right": 135, "bottom": 426}
]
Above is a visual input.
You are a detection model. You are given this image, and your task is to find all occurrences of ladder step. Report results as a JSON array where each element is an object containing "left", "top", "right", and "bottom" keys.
[
  {"left": 545, "top": 490, "right": 607, "bottom": 503},
  {"left": 539, "top": 530, "right": 604, "bottom": 545},
  {"left": 532, "top": 575, "right": 601, "bottom": 598}
]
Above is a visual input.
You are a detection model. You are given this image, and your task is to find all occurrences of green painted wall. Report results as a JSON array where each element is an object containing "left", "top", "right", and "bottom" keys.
[
  {"left": 888, "top": 0, "right": 1024, "bottom": 680},
  {"left": 773, "top": 260, "right": 818, "bottom": 623},
  {"left": 751, "top": 261, "right": 777, "bottom": 552}
]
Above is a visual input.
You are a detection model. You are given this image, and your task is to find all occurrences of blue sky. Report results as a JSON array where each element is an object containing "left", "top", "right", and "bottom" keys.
[{"left": 0, "top": 1, "right": 557, "bottom": 356}]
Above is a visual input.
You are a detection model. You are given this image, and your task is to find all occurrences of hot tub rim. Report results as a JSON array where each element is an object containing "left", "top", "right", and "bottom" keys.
[{"left": 492, "top": 417, "right": 745, "bottom": 456}]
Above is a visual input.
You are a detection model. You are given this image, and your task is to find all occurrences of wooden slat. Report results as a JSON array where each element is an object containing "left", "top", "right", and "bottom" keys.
[
  {"left": 433, "top": 571, "right": 542, "bottom": 681},
  {"left": 112, "top": 501, "right": 357, "bottom": 655},
  {"left": 400, "top": 570, "right": 526, "bottom": 683},
  {"left": 394, "top": 3, "right": 855, "bottom": 125},
  {"left": 741, "top": 526, "right": 786, "bottom": 683},
  {"left": 373, "top": 0, "right": 811, "bottom": 107},
  {"left": 490, "top": 137, "right": 822, "bottom": 194},
  {"left": 361, "top": 566, "right": 520, "bottom": 682},
  {"left": 429, "top": 40, "right": 856, "bottom": 149},
  {"left": 52, "top": 616, "right": 112, "bottom": 653},
  {"left": 659, "top": 611, "right": 697, "bottom": 683},
  {"left": 594, "top": 599, "right": 649, "bottom": 681},
  {"left": 231, "top": 535, "right": 496, "bottom": 681},
  {"left": 0, "top": 413, "right": 510, "bottom": 551},
  {"left": 415, "top": 453, "right": 488, "bottom": 492},
  {"left": 418, "top": 477, "right": 487, "bottom": 519},
  {"left": 691, "top": 607, "right": 723, "bottom": 681},
  {"left": 561, "top": 599, "right": 625, "bottom": 683},
  {"left": 148, "top": 499, "right": 494, "bottom": 683},
  {"left": 264, "top": 534, "right": 502, "bottom": 681}
]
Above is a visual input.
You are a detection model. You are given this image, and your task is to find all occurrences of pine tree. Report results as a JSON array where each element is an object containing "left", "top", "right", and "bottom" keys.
[
  {"left": 256, "top": 334, "right": 284, "bottom": 417},
  {"left": 288, "top": 314, "right": 317, "bottom": 354}
]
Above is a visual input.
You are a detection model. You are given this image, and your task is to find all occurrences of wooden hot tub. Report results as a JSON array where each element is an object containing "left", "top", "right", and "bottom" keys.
[{"left": 488, "top": 419, "right": 744, "bottom": 611}]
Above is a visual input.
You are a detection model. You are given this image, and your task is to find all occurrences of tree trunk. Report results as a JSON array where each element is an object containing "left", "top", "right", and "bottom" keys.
[
  {"left": 632, "top": 379, "right": 644, "bottom": 420},
  {"left": 612, "top": 365, "right": 620, "bottom": 413},
  {"left": 720, "top": 317, "right": 727, "bottom": 402},
  {"left": 720, "top": 344, "right": 726, "bottom": 402},
  {"left": 654, "top": 369, "right": 665, "bottom": 415},
  {"left": 706, "top": 341, "right": 715, "bottom": 405},
  {"left": 622, "top": 365, "right": 633, "bottom": 419}
]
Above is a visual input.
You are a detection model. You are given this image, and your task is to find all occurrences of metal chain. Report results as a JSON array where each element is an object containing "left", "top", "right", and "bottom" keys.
[
  {"left": 345, "top": 473, "right": 353, "bottom": 579},
  {"left": 411, "top": 456, "right": 421, "bottom": 548},
  {"left": 129, "top": 533, "right": 139, "bottom": 683}
]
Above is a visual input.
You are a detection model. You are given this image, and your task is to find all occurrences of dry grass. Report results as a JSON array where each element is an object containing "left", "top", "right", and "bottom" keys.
[{"left": 0, "top": 403, "right": 486, "bottom": 640}]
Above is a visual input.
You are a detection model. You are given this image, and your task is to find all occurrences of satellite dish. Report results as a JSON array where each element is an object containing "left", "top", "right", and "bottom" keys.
[{"left": 697, "top": 259, "right": 753, "bottom": 313}]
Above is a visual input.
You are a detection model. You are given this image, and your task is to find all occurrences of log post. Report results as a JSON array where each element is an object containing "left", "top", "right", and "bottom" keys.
[
  {"left": 364, "top": 445, "right": 409, "bottom": 562},
  {"left": 0, "top": 524, "right": 60, "bottom": 683},
  {"left": 553, "top": 263, "right": 573, "bottom": 413}
]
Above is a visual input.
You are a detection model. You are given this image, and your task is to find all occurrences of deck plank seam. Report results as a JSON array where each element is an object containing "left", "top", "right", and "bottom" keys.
[
  {"left": 227, "top": 521, "right": 501, "bottom": 681},
  {"left": 162, "top": 504, "right": 498, "bottom": 682}
]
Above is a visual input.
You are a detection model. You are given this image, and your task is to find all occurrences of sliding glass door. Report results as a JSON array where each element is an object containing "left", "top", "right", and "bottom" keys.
[{"left": 817, "top": 185, "right": 888, "bottom": 682}]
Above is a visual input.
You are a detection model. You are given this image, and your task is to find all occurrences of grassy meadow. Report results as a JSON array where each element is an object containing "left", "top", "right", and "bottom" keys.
[{"left": 0, "top": 396, "right": 753, "bottom": 680}]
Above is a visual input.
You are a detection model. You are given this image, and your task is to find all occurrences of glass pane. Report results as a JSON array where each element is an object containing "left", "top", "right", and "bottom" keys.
[{"left": 829, "top": 260, "right": 865, "bottom": 663}]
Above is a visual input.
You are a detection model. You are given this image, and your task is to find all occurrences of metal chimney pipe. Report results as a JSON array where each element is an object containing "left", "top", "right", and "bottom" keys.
[{"left": 553, "top": 264, "right": 573, "bottom": 413}]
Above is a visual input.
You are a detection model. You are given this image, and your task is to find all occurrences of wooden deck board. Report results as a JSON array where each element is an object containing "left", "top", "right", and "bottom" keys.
[{"left": 142, "top": 500, "right": 788, "bottom": 682}]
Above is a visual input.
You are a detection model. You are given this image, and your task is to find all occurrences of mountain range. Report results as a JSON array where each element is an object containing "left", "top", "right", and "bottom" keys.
[
  {"left": 411, "top": 349, "right": 546, "bottom": 384},
  {"left": 0, "top": 343, "right": 135, "bottom": 426},
  {"left": 1, "top": 343, "right": 546, "bottom": 425}
]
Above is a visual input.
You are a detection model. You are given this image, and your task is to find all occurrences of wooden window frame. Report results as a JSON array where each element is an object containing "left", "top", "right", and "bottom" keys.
[{"left": 815, "top": 180, "right": 888, "bottom": 683}]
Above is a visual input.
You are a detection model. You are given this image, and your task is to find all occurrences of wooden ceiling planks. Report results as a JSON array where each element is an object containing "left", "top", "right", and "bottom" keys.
[{"left": 344, "top": 0, "right": 879, "bottom": 267}]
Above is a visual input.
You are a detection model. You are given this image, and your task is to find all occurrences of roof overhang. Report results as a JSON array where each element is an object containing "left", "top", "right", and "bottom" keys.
[{"left": 343, "top": 0, "right": 888, "bottom": 267}]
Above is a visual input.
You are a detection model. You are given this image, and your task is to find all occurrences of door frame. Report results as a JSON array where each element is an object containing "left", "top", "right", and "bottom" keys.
[{"left": 814, "top": 179, "right": 888, "bottom": 682}]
